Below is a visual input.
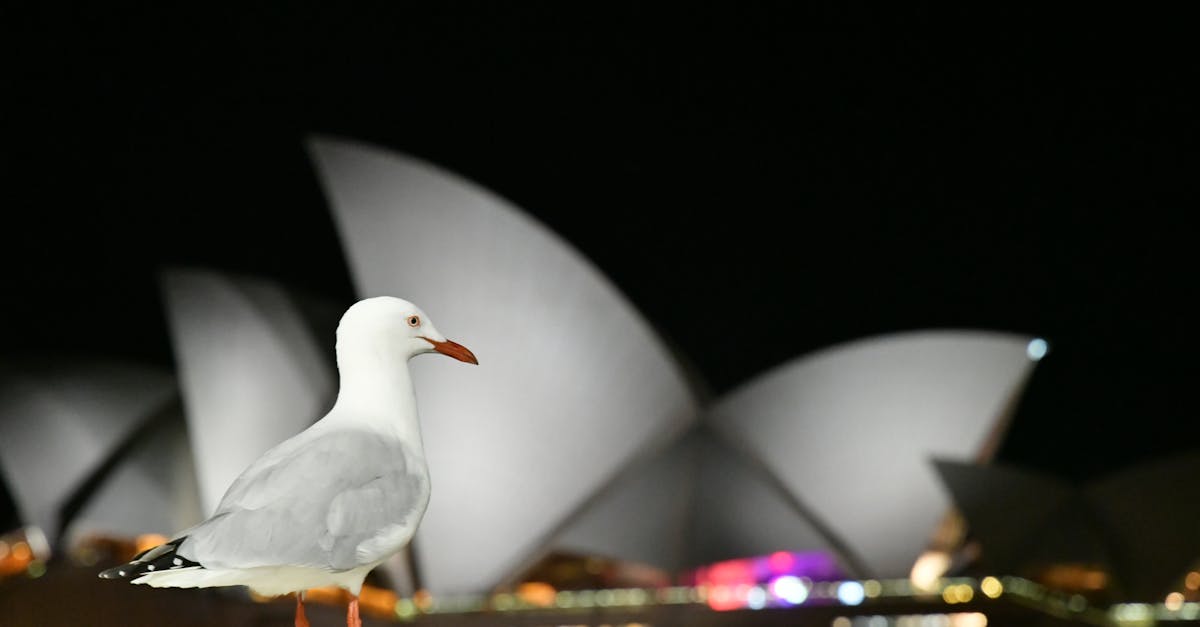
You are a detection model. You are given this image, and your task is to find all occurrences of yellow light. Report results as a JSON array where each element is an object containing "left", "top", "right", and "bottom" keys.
[
  {"left": 26, "top": 560, "right": 46, "bottom": 578},
  {"left": 516, "top": 581, "right": 556, "bottom": 607},
  {"left": 1186, "top": 571, "right": 1200, "bottom": 591},
  {"left": 12, "top": 541, "right": 31, "bottom": 561},
  {"left": 360, "top": 585, "right": 398, "bottom": 615},
  {"left": 1165, "top": 592, "right": 1184, "bottom": 612},
  {"left": 413, "top": 589, "right": 433, "bottom": 611},
  {"left": 944, "top": 584, "right": 973, "bottom": 604},
  {"left": 1083, "top": 570, "right": 1107, "bottom": 590},
  {"left": 660, "top": 586, "right": 690, "bottom": 604},
  {"left": 863, "top": 579, "right": 882, "bottom": 598},
  {"left": 304, "top": 586, "right": 345, "bottom": 605},
  {"left": 831, "top": 617, "right": 852, "bottom": 627},
  {"left": 394, "top": 598, "right": 416, "bottom": 620},
  {"left": 135, "top": 534, "right": 169, "bottom": 555},
  {"left": 980, "top": 576, "right": 1003, "bottom": 598},
  {"left": 910, "top": 551, "right": 951, "bottom": 591}
]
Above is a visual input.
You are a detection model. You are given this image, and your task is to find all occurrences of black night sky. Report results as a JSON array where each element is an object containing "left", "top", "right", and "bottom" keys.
[{"left": 2, "top": 4, "right": 1196, "bottom": 495}]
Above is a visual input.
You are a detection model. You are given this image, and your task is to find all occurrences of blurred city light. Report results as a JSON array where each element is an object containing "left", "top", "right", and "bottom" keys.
[
  {"left": 0, "top": 527, "right": 51, "bottom": 579},
  {"left": 746, "top": 585, "right": 767, "bottom": 609},
  {"left": 1026, "top": 338, "right": 1049, "bottom": 360},
  {"left": 837, "top": 580, "right": 866, "bottom": 605},
  {"left": 770, "top": 575, "right": 810, "bottom": 605},
  {"left": 516, "top": 581, "right": 556, "bottom": 607},
  {"left": 942, "top": 584, "right": 973, "bottom": 604},
  {"left": 135, "top": 533, "right": 169, "bottom": 555},
  {"left": 910, "top": 550, "right": 951, "bottom": 591},
  {"left": 952, "top": 612, "right": 988, "bottom": 627}
]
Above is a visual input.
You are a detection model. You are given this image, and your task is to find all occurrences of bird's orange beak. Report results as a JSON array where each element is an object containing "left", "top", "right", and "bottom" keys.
[{"left": 423, "top": 337, "right": 479, "bottom": 365}]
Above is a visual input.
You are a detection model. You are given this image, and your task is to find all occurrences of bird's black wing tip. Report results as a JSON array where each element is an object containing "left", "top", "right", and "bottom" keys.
[{"left": 98, "top": 536, "right": 200, "bottom": 581}]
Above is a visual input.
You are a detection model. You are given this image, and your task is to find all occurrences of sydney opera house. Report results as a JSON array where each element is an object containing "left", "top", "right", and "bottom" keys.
[{"left": 1, "top": 137, "right": 1196, "bottom": 627}]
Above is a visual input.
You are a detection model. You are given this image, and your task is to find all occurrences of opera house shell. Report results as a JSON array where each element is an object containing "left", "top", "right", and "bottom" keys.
[{"left": 1, "top": 137, "right": 1061, "bottom": 598}]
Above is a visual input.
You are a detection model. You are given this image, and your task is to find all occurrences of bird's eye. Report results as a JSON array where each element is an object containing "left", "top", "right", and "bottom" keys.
[{"left": 407, "top": 315, "right": 421, "bottom": 327}]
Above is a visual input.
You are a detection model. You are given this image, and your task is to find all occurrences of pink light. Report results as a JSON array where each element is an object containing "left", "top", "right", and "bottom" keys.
[
  {"left": 768, "top": 551, "right": 795, "bottom": 573},
  {"left": 687, "top": 551, "right": 843, "bottom": 589},
  {"left": 702, "top": 558, "right": 756, "bottom": 586},
  {"left": 707, "top": 584, "right": 748, "bottom": 611}
]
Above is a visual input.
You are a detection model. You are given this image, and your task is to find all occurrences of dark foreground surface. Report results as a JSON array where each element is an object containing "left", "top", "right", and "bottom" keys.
[
  {"left": 3, "top": 564, "right": 1197, "bottom": 626},
  {"left": 0, "top": 565, "right": 393, "bottom": 627}
]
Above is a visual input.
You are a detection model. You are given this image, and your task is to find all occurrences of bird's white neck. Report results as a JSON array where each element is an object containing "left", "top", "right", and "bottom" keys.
[{"left": 329, "top": 340, "right": 424, "bottom": 449}]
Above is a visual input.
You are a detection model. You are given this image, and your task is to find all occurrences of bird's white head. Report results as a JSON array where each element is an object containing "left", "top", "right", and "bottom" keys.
[{"left": 336, "top": 296, "right": 478, "bottom": 365}]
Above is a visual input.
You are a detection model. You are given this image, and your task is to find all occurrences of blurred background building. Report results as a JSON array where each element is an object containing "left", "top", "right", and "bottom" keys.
[{"left": 2, "top": 4, "right": 1198, "bottom": 626}]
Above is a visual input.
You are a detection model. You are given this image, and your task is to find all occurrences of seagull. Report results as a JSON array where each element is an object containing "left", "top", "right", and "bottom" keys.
[{"left": 100, "top": 296, "right": 477, "bottom": 627}]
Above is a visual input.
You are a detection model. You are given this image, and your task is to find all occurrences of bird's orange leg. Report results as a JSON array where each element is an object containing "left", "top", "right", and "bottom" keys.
[
  {"left": 295, "top": 592, "right": 310, "bottom": 627},
  {"left": 347, "top": 594, "right": 362, "bottom": 627}
]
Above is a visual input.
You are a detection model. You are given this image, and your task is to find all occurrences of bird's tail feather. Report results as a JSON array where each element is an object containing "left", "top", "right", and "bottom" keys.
[{"left": 98, "top": 537, "right": 202, "bottom": 581}]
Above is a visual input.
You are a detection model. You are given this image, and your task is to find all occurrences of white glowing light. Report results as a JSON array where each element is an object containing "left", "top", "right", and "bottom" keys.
[
  {"left": 910, "top": 550, "right": 952, "bottom": 591},
  {"left": 950, "top": 612, "right": 988, "bottom": 627},
  {"left": 771, "top": 575, "right": 809, "bottom": 605},
  {"left": 926, "top": 614, "right": 951, "bottom": 627},
  {"left": 746, "top": 586, "right": 767, "bottom": 609},
  {"left": 1026, "top": 338, "right": 1048, "bottom": 361},
  {"left": 837, "top": 580, "right": 866, "bottom": 606}
]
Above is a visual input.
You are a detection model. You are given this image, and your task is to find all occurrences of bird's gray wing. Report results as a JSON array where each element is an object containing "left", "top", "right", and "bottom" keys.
[{"left": 177, "top": 428, "right": 428, "bottom": 571}]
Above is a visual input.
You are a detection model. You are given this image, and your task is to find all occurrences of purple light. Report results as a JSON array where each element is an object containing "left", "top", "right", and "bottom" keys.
[
  {"left": 770, "top": 551, "right": 842, "bottom": 581},
  {"left": 689, "top": 551, "right": 843, "bottom": 591}
]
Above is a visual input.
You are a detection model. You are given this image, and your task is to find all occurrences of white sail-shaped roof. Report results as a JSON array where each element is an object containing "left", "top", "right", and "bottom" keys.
[
  {"left": 543, "top": 429, "right": 840, "bottom": 576},
  {"left": 550, "top": 433, "right": 701, "bottom": 573},
  {"left": 707, "top": 330, "right": 1037, "bottom": 577},
  {"left": 64, "top": 409, "right": 203, "bottom": 544},
  {"left": 160, "top": 268, "right": 336, "bottom": 514},
  {"left": 0, "top": 358, "right": 175, "bottom": 543},
  {"left": 308, "top": 137, "right": 700, "bottom": 593},
  {"left": 688, "top": 433, "right": 839, "bottom": 569}
]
